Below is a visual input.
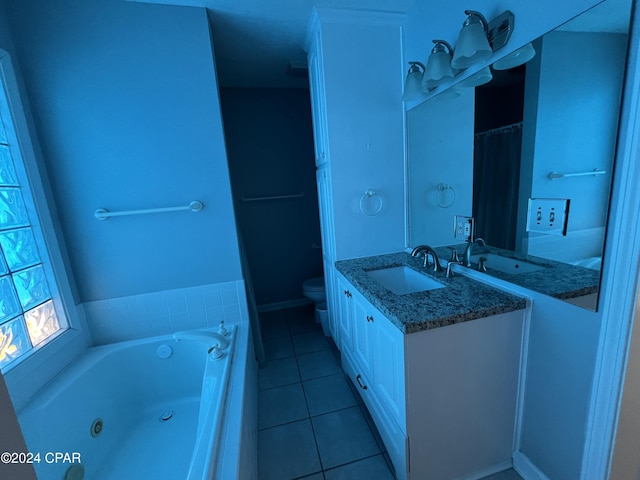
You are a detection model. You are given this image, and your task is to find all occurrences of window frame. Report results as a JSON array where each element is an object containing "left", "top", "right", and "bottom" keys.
[{"left": 0, "top": 49, "right": 89, "bottom": 411}]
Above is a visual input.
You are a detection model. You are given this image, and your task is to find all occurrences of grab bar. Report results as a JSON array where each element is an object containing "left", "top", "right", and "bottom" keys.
[
  {"left": 548, "top": 169, "right": 606, "bottom": 180},
  {"left": 95, "top": 200, "right": 203, "bottom": 220},
  {"left": 240, "top": 192, "right": 304, "bottom": 202}
]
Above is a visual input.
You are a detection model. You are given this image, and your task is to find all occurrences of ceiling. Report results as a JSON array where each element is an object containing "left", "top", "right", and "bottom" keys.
[
  {"left": 127, "top": 0, "right": 630, "bottom": 89},
  {"left": 127, "top": 0, "right": 414, "bottom": 88}
]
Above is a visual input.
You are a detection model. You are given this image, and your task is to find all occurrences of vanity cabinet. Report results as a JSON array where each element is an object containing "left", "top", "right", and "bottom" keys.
[
  {"left": 336, "top": 273, "right": 407, "bottom": 475},
  {"left": 336, "top": 272, "right": 525, "bottom": 480}
]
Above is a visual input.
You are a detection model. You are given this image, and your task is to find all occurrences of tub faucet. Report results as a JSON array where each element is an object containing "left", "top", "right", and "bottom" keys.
[
  {"left": 173, "top": 331, "right": 229, "bottom": 350},
  {"left": 410, "top": 245, "right": 441, "bottom": 272},
  {"left": 463, "top": 238, "right": 486, "bottom": 267}
]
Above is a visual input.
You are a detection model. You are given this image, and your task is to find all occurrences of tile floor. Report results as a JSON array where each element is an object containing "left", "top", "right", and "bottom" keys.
[
  {"left": 258, "top": 305, "right": 394, "bottom": 480},
  {"left": 257, "top": 305, "right": 524, "bottom": 480}
]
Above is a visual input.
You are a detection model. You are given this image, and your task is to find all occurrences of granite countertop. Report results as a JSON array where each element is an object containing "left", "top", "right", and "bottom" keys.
[
  {"left": 335, "top": 252, "right": 527, "bottom": 334},
  {"left": 433, "top": 244, "right": 600, "bottom": 300}
]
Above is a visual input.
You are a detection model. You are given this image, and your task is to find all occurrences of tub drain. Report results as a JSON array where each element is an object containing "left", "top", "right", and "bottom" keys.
[
  {"left": 160, "top": 411, "right": 173, "bottom": 422},
  {"left": 90, "top": 419, "right": 103, "bottom": 438}
]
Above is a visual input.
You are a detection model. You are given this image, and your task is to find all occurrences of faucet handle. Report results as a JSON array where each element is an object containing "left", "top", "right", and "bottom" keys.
[
  {"left": 447, "top": 247, "right": 460, "bottom": 262},
  {"left": 218, "top": 320, "right": 229, "bottom": 337},
  {"left": 478, "top": 256, "right": 488, "bottom": 272}
]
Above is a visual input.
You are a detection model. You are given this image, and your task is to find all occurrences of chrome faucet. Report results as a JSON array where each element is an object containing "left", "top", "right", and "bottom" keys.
[
  {"left": 463, "top": 238, "right": 486, "bottom": 267},
  {"left": 445, "top": 246, "right": 462, "bottom": 278},
  {"left": 410, "top": 245, "right": 441, "bottom": 272},
  {"left": 173, "top": 330, "right": 229, "bottom": 350}
]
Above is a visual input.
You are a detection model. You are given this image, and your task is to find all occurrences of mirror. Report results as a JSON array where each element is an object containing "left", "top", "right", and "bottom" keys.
[{"left": 407, "top": 0, "right": 632, "bottom": 311}]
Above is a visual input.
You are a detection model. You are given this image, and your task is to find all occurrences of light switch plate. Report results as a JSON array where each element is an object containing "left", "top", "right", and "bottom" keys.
[
  {"left": 454, "top": 215, "right": 474, "bottom": 242},
  {"left": 526, "top": 198, "right": 570, "bottom": 236}
]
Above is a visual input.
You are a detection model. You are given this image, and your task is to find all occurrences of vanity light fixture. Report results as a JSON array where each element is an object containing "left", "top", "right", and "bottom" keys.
[
  {"left": 422, "top": 40, "right": 455, "bottom": 89},
  {"left": 451, "top": 10, "right": 515, "bottom": 70},
  {"left": 493, "top": 42, "right": 536, "bottom": 70},
  {"left": 402, "top": 61, "right": 426, "bottom": 101},
  {"left": 451, "top": 11, "right": 492, "bottom": 69}
]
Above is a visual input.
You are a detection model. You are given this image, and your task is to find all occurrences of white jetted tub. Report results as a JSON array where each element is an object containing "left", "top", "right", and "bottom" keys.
[{"left": 17, "top": 324, "right": 249, "bottom": 479}]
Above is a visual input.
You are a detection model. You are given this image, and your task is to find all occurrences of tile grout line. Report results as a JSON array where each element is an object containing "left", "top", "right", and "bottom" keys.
[
  {"left": 258, "top": 401, "right": 377, "bottom": 433},
  {"left": 290, "top": 311, "right": 326, "bottom": 478},
  {"left": 259, "top": 306, "right": 396, "bottom": 479}
]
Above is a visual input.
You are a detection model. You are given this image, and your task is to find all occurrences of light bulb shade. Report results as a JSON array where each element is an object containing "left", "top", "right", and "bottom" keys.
[
  {"left": 493, "top": 42, "right": 536, "bottom": 70},
  {"left": 403, "top": 63, "right": 426, "bottom": 102},
  {"left": 451, "top": 12, "right": 492, "bottom": 69},
  {"left": 459, "top": 66, "right": 493, "bottom": 88},
  {"left": 431, "top": 85, "right": 461, "bottom": 102},
  {"left": 423, "top": 44, "right": 454, "bottom": 89}
]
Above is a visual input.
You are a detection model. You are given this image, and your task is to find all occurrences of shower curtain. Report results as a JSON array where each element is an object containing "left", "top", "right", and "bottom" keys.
[{"left": 473, "top": 123, "right": 523, "bottom": 251}]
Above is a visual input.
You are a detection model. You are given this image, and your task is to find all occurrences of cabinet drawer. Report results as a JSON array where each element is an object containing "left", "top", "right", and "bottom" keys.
[{"left": 341, "top": 346, "right": 372, "bottom": 397}]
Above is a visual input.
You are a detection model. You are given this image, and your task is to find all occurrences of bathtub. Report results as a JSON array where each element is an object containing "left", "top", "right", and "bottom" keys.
[{"left": 17, "top": 323, "right": 252, "bottom": 479}]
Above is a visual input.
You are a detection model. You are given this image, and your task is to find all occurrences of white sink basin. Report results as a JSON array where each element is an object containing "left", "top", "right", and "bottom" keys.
[
  {"left": 367, "top": 266, "right": 445, "bottom": 295},
  {"left": 470, "top": 253, "right": 546, "bottom": 274}
]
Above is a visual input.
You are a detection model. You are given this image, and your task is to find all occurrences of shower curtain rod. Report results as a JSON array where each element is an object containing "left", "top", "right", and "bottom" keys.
[
  {"left": 240, "top": 192, "right": 305, "bottom": 202},
  {"left": 475, "top": 121, "right": 523, "bottom": 138}
]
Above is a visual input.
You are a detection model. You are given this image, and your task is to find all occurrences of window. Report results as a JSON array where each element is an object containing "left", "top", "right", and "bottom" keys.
[{"left": 0, "top": 57, "right": 67, "bottom": 372}]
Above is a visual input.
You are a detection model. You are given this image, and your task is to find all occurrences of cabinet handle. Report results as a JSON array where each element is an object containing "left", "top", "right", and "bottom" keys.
[
  {"left": 356, "top": 374, "right": 368, "bottom": 390},
  {"left": 366, "top": 315, "right": 374, "bottom": 322}
]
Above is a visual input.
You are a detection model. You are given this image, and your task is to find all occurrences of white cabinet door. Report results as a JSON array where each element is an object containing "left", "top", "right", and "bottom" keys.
[
  {"left": 307, "top": 29, "right": 329, "bottom": 167},
  {"left": 351, "top": 290, "right": 375, "bottom": 387},
  {"left": 323, "top": 263, "right": 339, "bottom": 342},
  {"left": 315, "top": 165, "right": 335, "bottom": 260},
  {"left": 336, "top": 275, "right": 354, "bottom": 353},
  {"left": 372, "top": 311, "right": 406, "bottom": 431}
]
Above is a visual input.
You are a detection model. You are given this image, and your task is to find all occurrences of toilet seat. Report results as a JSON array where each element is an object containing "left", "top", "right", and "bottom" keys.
[{"left": 303, "top": 277, "right": 325, "bottom": 292}]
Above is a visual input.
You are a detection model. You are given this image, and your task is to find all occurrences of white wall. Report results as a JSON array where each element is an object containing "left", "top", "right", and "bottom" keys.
[
  {"left": 407, "top": 89, "right": 474, "bottom": 247},
  {"left": 3, "top": 0, "right": 243, "bottom": 303}
]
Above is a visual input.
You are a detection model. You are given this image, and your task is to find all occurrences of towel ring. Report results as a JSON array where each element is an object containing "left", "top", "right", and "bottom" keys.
[
  {"left": 436, "top": 183, "right": 456, "bottom": 208},
  {"left": 360, "top": 189, "right": 383, "bottom": 216}
]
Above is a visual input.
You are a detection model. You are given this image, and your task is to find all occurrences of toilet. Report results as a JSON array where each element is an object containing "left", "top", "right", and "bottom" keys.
[
  {"left": 302, "top": 277, "right": 330, "bottom": 336},
  {"left": 302, "top": 276, "right": 326, "bottom": 304}
]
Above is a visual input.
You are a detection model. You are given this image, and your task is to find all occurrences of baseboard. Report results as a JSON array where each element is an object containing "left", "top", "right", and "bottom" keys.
[
  {"left": 513, "top": 451, "right": 550, "bottom": 480},
  {"left": 459, "top": 461, "right": 513, "bottom": 480},
  {"left": 257, "top": 298, "right": 313, "bottom": 313}
]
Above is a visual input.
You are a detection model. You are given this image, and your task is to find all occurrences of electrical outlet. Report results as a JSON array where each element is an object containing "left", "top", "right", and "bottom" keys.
[
  {"left": 526, "top": 198, "right": 570, "bottom": 236},
  {"left": 453, "top": 215, "right": 474, "bottom": 242}
]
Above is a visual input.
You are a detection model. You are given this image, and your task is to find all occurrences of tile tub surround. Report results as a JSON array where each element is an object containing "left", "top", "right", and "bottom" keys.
[
  {"left": 434, "top": 244, "right": 600, "bottom": 301},
  {"left": 335, "top": 252, "right": 526, "bottom": 334},
  {"left": 83, "top": 281, "right": 245, "bottom": 345}
]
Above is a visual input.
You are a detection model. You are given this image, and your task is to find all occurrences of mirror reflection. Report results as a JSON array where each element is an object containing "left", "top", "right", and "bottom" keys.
[{"left": 407, "top": 0, "right": 631, "bottom": 311}]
